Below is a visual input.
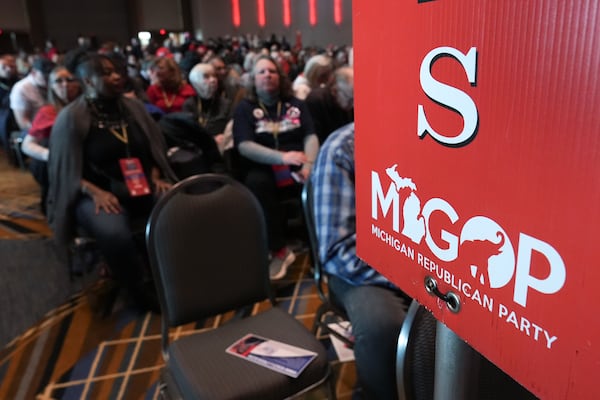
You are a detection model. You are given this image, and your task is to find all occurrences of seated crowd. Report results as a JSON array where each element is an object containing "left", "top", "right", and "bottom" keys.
[
  {"left": 0, "top": 32, "right": 354, "bottom": 279},
  {"left": 0, "top": 33, "right": 412, "bottom": 399}
]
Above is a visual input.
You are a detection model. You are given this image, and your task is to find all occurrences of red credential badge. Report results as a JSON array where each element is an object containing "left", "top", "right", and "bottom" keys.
[{"left": 119, "top": 157, "right": 151, "bottom": 197}]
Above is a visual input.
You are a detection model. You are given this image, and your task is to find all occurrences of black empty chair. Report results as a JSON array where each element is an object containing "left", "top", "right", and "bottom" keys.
[
  {"left": 396, "top": 300, "right": 437, "bottom": 400},
  {"left": 395, "top": 301, "right": 538, "bottom": 400},
  {"left": 146, "top": 174, "right": 335, "bottom": 399}
]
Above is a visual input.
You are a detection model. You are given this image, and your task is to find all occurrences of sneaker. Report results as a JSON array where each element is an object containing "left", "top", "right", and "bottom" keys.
[{"left": 269, "top": 248, "right": 296, "bottom": 280}]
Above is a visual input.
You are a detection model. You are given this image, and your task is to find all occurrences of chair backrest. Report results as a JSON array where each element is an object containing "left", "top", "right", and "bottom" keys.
[
  {"left": 396, "top": 300, "right": 437, "bottom": 400},
  {"left": 301, "top": 177, "right": 347, "bottom": 315},
  {"left": 396, "top": 301, "right": 538, "bottom": 400},
  {"left": 146, "top": 174, "right": 272, "bottom": 328}
]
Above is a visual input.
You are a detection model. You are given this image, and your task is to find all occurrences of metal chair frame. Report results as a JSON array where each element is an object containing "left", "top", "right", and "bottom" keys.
[
  {"left": 301, "top": 178, "right": 354, "bottom": 348},
  {"left": 146, "top": 174, "right": 337, "bottom": 400}
]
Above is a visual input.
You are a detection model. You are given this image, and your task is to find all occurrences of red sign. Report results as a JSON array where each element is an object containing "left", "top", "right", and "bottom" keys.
[{"left": 354, "top": 1, "right": 599, "bottom": 399}]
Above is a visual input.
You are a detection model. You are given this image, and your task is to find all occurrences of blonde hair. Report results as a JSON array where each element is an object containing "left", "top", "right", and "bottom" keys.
[{"left": 303, "top": 54, "right": 333, "bottom": 88}]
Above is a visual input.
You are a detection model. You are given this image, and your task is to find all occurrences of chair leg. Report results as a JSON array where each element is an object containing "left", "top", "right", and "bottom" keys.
[
  {"left": 161, "top": 368, "right": 184, "bottom": 400},
  {"left": 9, "top": 131, "right": 26, "bottom": 170},
  {"left": 326, "top": 365, "right": 338, "bottom": 400},
  {"left": 234, "top": 304, "right": 254, "bottom": 319},
  {"left": 85, "top": 279, "right": 120, "bottom": 317},
  {"left": 100, "top": 284, "right": 121, "bottom": 318},
  {"left": 314, "top": 307, "right": 355, "bottom": 349},
  {"left": 312, "top": 303, "right": 328, "bottom": 335}
]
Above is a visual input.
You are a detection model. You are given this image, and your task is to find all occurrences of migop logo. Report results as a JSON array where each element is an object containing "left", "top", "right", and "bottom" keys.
[{"left": 371, "top": 165, "right": 566, "bottom": 308}]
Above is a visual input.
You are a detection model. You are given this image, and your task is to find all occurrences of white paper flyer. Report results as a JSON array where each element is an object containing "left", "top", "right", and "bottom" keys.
[{"left": 226, "top": 333, "right": 317, "bottom": 378}]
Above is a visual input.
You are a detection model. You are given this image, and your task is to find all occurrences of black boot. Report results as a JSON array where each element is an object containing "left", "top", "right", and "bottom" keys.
[{"left": 129, "top": 279, "right": 161, "bottom": 314}]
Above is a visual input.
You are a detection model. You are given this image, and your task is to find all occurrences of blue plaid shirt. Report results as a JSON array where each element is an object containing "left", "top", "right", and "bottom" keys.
[{"left": 312, "top": 123, "right": 394, "bottom": 287}]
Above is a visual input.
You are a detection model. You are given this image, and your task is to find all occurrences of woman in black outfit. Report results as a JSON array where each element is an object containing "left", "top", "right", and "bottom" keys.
[
  {"left": 232, "top": 55, "right": 319, "bottom": 280},
  {"left": 47, "top": 54, "right": 176, "bottom": 312}
]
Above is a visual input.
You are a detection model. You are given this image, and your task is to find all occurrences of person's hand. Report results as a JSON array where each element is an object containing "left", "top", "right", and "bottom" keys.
[
  {"left": 298, "top": 166, "right": 311, "bottom": 181},
  {"left": 281, "top": 151, "right": 307, "bottom": 167},
  {"left": 153, "top": 178, "right": 173, "bottom": 194},
  {"left": 123, "top": 90, "right": 137, "bottom": 99},
  {"left": 92, "top": 190, "right": 122, "bottom": 214},
  {"left": 214, "top": 133, "right": 225, "bottom": 147}
]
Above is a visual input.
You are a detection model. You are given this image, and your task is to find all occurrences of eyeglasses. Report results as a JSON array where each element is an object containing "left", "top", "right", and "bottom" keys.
[{"left": 54, "top": 77, "right": 77, "bottom": 84}]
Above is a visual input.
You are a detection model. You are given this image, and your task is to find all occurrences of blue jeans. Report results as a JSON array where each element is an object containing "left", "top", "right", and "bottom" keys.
[
  {"left": 329, "top": 275, "right": 409, "bottom": 400},
  {"left": 75, "top": 195, "right": 153, "bottom": 293}
]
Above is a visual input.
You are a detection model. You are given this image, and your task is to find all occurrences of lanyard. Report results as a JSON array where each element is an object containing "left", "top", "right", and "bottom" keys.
[
  {"left": 88, "top": 98, "right": 131, "bottom": 156},
  {"left": 259, "top": 100, "right": 282, "bottom": 149},
  {"left": 108, "top": 121, "right": 131, "bottom": 157},
  {"left": 196, "top": 98, "right": 211, "bottom": 127},
  {"left": 108, "top": 121, "right": 128, "bottom": 144}
]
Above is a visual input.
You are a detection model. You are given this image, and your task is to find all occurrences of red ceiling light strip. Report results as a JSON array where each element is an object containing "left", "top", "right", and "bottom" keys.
[
  {"left": 309, "top": 0, "right": 317, "bottom": 26},
  {"left": 257, "top": 0, "right": 266, "bottom": 27},
  {"left": 231, "top": 0, "right": 240, "bottom": 27},
  {"left": 283, "top": 0, "right": 291, "bottom": 27},
  {"left": 334, "top": 0, "right": 342, "bottom": 25}
]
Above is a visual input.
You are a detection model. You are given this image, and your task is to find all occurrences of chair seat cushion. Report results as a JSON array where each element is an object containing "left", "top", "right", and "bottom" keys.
[{"left": 167, "top": 307, "right": 330, "bottom": 400}]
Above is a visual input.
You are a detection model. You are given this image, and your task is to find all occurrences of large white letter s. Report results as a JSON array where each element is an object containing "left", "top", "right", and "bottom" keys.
[{"left": 418, "top": 46, "right": 478, "bottom": 146}]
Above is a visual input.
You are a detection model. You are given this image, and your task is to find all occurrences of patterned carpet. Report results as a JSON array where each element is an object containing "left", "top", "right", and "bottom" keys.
[
  {"left": 0, "top": 153, "right": 50, "bottom": 239},
  {"left": 1, "top": 257, "right": 359, "bottom": 400},
  {"left": 0, "top": 150, "right": 359, "bottom": 399}
]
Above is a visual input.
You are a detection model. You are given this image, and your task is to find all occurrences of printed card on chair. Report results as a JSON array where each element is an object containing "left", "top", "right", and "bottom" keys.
[
  {"left": 327, "top": 321, "right": 355, "bottom": 362},
  {"left": 226, "top": 333, "right": 317, "bottom": 378}
]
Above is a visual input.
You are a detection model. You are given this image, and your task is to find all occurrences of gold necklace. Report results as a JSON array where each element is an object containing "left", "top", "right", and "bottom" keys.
[{"left": 162, "top": 89, "right": 176, "bottom": 109}]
